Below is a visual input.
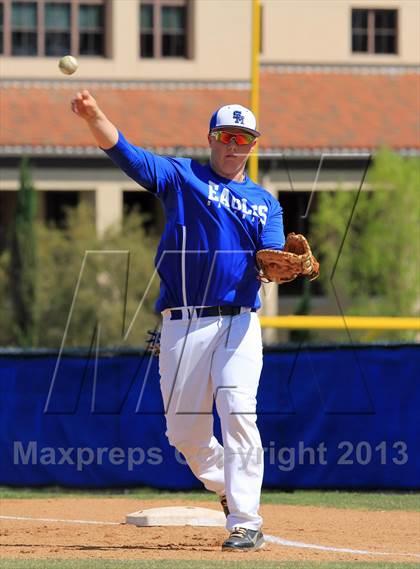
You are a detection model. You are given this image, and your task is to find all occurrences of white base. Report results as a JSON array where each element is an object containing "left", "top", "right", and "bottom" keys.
[{"left": 126, "top": 506, "right": 226, "bottom": 527}]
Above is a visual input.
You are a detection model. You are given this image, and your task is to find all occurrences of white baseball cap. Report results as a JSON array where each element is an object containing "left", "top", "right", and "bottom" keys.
[{"left": 209, "top": 104, "right": 260, "bottom": 137}]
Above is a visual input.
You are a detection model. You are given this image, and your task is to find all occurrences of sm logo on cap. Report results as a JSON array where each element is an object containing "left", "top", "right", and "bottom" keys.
[{"left": 232, "top": 110, "right": 245, "bottom": 125}]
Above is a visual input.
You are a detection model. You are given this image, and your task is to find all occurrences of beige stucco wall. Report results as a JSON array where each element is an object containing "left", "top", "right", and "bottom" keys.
[
  {"left": 261, "top": 0, "right": 419, "bottom": 65},
  {"left": 0, "top": 0, "right": 417, "bottom": 81}
]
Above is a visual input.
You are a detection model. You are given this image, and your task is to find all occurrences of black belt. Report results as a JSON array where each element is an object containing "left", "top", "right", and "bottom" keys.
[{"left": 169, "top": 306, "right": 256, "bottom": 320}]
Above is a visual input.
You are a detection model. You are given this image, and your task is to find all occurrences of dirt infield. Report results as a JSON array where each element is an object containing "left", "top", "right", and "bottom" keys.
[{"left": 1, "top": 498, "right": 419, "bottom": 563}]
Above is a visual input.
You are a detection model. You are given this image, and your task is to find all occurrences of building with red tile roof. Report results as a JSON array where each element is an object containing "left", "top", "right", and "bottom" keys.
[
  {"left": 0, "top": 0, "right": 419, "bottom": 329},
  {"left": 1, "top": 67, "right": 419, "bottom": 156}
]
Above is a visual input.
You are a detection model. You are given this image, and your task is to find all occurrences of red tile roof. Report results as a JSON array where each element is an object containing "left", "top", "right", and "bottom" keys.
[{"left": 1, "top": 71, "right": 419, "bottom": 154}]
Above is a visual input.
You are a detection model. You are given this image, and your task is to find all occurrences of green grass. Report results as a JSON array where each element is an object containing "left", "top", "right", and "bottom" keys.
[
  {"left": 260, "top": 489, "right": 420, "bottom": 511},
  {"left": 1, "top": 487, "right": 419, "bottom": 511},
  {"left": 0, "top": 561, "right": 419, "bottom": 569}
]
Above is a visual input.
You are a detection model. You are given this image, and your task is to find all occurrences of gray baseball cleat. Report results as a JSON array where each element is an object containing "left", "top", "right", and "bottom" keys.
[
  {"left": 222, "top": 527, "right": 265, "bottom": 551},
  {"left": 219, "top": 494, "right": 230, "bottom": 518}
]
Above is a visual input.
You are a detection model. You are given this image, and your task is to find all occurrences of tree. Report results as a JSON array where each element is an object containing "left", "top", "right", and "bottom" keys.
[
  {"left": 36, "top": 203, "right": 159, "bottom": 348},
  {"left": 311, "top": 149, "right": 420, "bottom": 341},
  {"left": 9, "top": 157, "right": 38, "bottom": 346},
  {"left": 289, "top": 279, "right": 313, "bottom": 343},
  {"left": 0, "top": 199, "right": 160, "bottom": 349}
]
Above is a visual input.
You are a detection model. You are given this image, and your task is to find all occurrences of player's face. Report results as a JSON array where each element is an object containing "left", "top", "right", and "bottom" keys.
[{"left": 208, "top": 128, "right": 257, "bottom": 181}]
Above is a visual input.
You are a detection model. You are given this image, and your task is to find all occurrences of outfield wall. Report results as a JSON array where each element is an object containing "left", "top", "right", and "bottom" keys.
[{"left": 1, "top": 344, "right": 418, "bottom": 489}]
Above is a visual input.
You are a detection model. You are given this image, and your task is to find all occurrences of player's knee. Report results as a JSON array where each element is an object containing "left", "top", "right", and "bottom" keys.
[
  {"left": 164, "top": 423, "right": 209, "bottom": 451},
  {"left": 222, "top": 411, "right": 258, "bottom": 441},
  {"left": 166, "top": 436, "right": 219, "bottom": 469},
  {"left": 165, "top": 426, "right": 188, "bottom": 449},
  {"left": 216, "top": 388, "right": 257, "bottom": 418},
  {"left": 216, "top": 390, "right": 258, "bottom": 438}
]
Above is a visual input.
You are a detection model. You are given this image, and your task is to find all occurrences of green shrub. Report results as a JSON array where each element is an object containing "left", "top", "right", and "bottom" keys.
[
  {"left": 1, "top": 202, "right": 159, "bottom": 348},
  {"left": 311, "top": 149, "right": 420, "bottom": 341}
]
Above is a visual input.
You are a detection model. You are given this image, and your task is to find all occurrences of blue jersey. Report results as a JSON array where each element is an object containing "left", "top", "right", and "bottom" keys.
[{"left": 104, "top": 132, "right": 285, "bottom": 312}]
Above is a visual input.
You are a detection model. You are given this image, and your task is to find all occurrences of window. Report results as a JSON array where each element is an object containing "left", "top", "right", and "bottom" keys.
[
  {"left": 161, "top": 4, "right": 186, "bottom": 56},
  {"left": 45, "top": 191, "right": 79, "bottom": 228},
  {"left": 79, "top": 2, "right": 104, "bottom": 55},
  {"left": 1, "top": 0, "right": 107, "bottom": 56},
  {"left": 352, "top": 8, "right": 398, "bottom": 54},
  {"left": 45, "top": 2, "right": 70, "bottom": 55},
  {"left": 140, "top": 3, "right": 153, "bottom": 58},
  {"left": 11, "top": 1, "right": 37, "bottom": 55},
  {"left": 275, "top": 191, "right": 323, "bottom": 297},
  {"left": 0, "top": 191, "right": 17, "bottom": 252},
  {"left": 123, "top": 191, "right": 162, "bottom": 234},
  {"left": 139, "top": 0, "right": 190, "bottom": 59}
]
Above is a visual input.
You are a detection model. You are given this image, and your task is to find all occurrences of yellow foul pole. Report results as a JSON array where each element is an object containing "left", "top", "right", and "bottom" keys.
[
  {"left": 259, "top": 315, "right": 420, "bottom": 331},
  {"left": 249, "top": 0, "right": 260, "bottom": 183}
]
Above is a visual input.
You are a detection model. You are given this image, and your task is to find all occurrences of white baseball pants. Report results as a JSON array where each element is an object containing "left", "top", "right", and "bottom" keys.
[{"left": 159, "top": 308, "right": 264, "bottom": 530}]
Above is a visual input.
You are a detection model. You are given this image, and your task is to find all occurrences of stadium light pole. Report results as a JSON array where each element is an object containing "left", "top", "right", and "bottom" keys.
[{"left": 249, "top": 0, "right": 260, "bottom": 183}]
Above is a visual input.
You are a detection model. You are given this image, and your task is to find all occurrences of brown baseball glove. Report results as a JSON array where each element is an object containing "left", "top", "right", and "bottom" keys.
[{"left": 256, "top": 233, "right": 320, "bottom": 285}]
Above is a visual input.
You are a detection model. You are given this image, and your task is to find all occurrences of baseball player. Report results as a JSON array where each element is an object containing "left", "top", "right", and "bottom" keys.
[{"left": 71, "top": 91, "right": 285, "bottom": 551}]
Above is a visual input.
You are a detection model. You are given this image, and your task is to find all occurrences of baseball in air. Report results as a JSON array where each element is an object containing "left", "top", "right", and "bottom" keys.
[{"left": 58, "top": 55, "right": 79, "bottom": 75}]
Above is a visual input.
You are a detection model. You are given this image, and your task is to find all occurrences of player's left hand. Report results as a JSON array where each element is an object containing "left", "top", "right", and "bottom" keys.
[{"left": 256, "top": 233, "right": 319, "bottom": 284}]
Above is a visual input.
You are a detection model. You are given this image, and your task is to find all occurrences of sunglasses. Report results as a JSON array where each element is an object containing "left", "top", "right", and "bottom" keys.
[{"left": 211, "top": 130, "right": 256, "bottom": 146}]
